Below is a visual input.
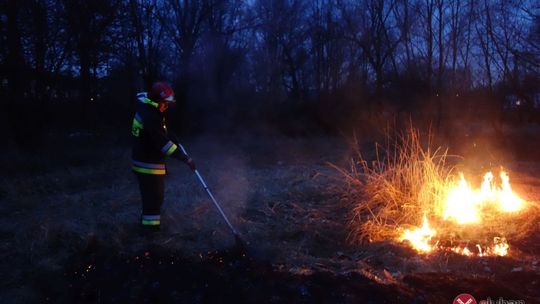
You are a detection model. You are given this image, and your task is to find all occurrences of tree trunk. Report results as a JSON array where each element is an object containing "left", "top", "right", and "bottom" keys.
[
  {"left": 436, "top": 0, "right": 444, "bottom": 131},
  {"left": 403, "top": 0, "right": 411, "bottom": 66},
  {"left": 450, "top": 0, "right": 460, "bottom": 89},
  {"left": 78, "top": 41, "right": 92, "bottom": 103},
  {"left": 6, "top": 0, "right": 24, "bottom": 104},
  {"left": 436, "top": 0, "right": 444, "bottom": 91},
  {"left": 32, "top": 0, "right": 48, "bottom": 103},
  {"left": 426, "top": 0, "right": 434, "bottom": 95}
]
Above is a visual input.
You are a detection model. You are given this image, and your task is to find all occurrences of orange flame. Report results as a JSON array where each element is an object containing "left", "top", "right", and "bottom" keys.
[
  {"left": 441, "top": 170, "right": 524, "bottom": 224},
  {"left": 400, "top": 214, "right": 436, "bottom": 253},
  {"left": 400, "top": 170, "right": 524, "bottom": 256},
  {"left": 498, "top": 171, "right": 524, "bottom": 212},
  {"left": 443, "top": 173, "right": 482, "bottom": 224}
]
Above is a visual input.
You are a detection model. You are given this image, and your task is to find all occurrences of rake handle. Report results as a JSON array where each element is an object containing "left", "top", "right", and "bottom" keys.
[{"left": 178, "top": 143, "right": 239, "bottom": 237}]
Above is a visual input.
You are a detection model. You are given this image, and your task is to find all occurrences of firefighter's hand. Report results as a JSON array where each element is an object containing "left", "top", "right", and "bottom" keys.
[{"left": 185, "top": 158, "right": 196, "bottom": 171}]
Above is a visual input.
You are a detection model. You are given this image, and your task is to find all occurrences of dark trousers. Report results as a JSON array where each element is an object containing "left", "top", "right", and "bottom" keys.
[{"left": 135, "top": 173, "right": 165, "bottom": 216}]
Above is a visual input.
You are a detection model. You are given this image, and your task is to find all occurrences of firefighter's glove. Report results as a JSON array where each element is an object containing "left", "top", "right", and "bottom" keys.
[{"left": 186, "top": 157, "right": 196, "bottom": 171}]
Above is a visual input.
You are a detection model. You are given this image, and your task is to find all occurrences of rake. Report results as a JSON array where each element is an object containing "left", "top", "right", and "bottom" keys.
[{"left": 177, "top": 143, "right": 248, "bottom": 253}]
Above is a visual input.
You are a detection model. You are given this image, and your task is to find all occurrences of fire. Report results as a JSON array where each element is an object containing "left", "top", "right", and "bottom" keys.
[
  {"left": 400, "top": 170, "right": 524, "bottom": 256},
  {"left": 442, "top": 170, "right": 524, "bottom": 224},
  {"left": 443, "top": 173, "right": 482, "bottom": 224},
  {"left": 400, "top": 214, "right": 436, "bottom": 253},
  {"left": 492, "top": 238, "right": 510, "bottom": 256},
  {"left": 498, "top": 172, "right": 524, "bottom": 212}
]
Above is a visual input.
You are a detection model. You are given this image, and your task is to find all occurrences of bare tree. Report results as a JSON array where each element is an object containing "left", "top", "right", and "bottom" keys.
[
  {"left": 339, "top": 0, "right": 401, "bottom": 102},
  {"left": 514, "top": 8, "right": 540, "bottom": 71},
  {"left": 128, "top": 0, "right": 166, "bottom": 88},
  {"left": 20, "top": 0, "right": 71, "bottom": 101},
  {"left": 1, "top": 0, "right": 537, "bottom": 127},
  {"left": 63, "top": 0, "right": 121, "bottom": 103},
  {"left": 202, "top": 0, "right": 251, "bottom": 102},
  {"left": 309, "top": 0, "right": 347, "bottom": 94},
  {"left": 251, "top": 0, "right": 310, "bottom": 100},
  {"left": 157, "top": 0, "right": 217, "bottom": 101},
  {"left": 475, "top": 0, "right": 494, "bottom": 90},
  {"left": 394, "top": 0, "right": 416, "bottom": 68}
]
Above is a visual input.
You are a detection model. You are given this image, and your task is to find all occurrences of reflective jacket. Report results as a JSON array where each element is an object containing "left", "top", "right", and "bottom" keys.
[{"left": 131, "top": 92, "right": 187, "bottom": 175}]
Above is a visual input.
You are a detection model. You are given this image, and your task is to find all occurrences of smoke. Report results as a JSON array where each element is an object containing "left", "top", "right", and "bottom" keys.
[
  {"left": 212, "top": 152, "right": 251, "bottom": 226},
  {"left": 164, "top": 136, "right": 251, "bottom": 244}
]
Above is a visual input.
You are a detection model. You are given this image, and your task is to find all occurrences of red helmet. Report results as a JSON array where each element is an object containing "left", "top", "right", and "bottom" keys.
[{"left": 148, "top": 82, "right": 176, "bottom": 104}]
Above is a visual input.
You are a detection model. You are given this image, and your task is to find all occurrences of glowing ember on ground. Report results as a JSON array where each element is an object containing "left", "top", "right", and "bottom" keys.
[{"left": 400, "top": 170, "right": 524, "bottom": 256}]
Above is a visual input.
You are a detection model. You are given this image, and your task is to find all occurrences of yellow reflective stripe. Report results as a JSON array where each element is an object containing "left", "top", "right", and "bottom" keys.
[
  {"left": 161, "top": 141, "right": 174, "bottom": 153},
  {"left": 165, "top": 143, "right": 178, "bottom": 156},
  {"left": 142, "top": 219, "right": 160, "bottom": 225},
  {"left": 132, "top": 166, "right": 166, "bottom": 175}
]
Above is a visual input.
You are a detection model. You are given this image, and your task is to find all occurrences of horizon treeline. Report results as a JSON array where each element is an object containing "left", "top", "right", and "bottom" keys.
[{"left": 1, "top": 0, "right": 539, "bottom": 135}]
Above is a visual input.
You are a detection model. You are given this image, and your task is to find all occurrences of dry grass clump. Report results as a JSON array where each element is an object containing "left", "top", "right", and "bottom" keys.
[
  {"left": 335, "top": 126, "right": 453, "bottom": 243},
  {"left": 335, "top": 125, "right": 540, "bottom": 246}
]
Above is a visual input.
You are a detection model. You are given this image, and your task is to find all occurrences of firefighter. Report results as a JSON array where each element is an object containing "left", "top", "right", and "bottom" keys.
[{"left": 131, "top": 81, "right": 195, "bottom": 231}]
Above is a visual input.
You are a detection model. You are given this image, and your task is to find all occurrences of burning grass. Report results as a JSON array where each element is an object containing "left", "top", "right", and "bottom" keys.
[
  {"left": 334, "top": 126, "right": 452, "bottom": 242},
  {"left": 336, "top": 125, "right": 539, "bottom": 256}
]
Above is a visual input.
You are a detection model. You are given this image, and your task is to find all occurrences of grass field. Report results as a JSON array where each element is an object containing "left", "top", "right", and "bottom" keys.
[{"left": 1, "top": 126, "right": 539, "bottom": 303}]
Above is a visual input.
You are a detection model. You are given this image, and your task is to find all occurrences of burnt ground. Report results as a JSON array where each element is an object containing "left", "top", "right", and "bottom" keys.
[{"left": 1, "top": 125, "right": 540, "bottom": 303}]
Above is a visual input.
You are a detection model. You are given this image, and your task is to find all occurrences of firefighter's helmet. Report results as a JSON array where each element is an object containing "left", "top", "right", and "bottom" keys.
[{"left": 148, "top": 82, "right": 176, "bottom": 104}]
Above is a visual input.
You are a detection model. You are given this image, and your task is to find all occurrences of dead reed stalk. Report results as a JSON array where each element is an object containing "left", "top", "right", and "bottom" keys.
[{"left": 337, "top": 126, "right": 453, "bottom": 243}]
